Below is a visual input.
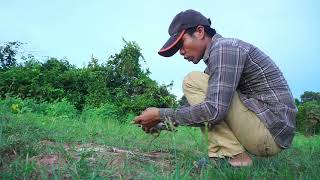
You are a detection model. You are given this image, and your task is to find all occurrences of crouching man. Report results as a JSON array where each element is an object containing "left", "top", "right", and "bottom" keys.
[{"left": 134, "top": 9, "right": 297, "bottom": 167}]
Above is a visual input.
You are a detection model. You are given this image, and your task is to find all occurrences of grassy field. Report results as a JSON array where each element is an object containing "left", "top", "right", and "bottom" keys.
[{"left": 1, "top": 99, "right": 320, "bottom": 179}]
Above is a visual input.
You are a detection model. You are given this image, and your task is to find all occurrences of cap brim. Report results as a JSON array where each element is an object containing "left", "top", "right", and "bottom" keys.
[{"left": 158, "top": 30, "right": 185, "bottom": 57}]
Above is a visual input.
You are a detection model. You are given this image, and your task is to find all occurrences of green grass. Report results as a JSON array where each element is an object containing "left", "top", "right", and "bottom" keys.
[{"left": 1, "top": 101, "right": 320, "bottom": 179}]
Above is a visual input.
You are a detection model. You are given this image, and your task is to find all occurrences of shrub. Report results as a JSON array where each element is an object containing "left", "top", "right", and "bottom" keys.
[
  {"left": 46, "top": 99, "right": 77, "bottom": 118},
  {"left": 296, "top": 101, "right": 320, "bottom": 135},
  {"left": 0, "top": 40, "right": 177, "bottom": 119},
  {"left": 80, "top": 102, "right": 122, "bottom": 122}
]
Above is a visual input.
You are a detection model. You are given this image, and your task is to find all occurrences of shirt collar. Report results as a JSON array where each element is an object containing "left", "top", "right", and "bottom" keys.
[{"left": 203, "top": 33, "right": 223, "bottom": 64}]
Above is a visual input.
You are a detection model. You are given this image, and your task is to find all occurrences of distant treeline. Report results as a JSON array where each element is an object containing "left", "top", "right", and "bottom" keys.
[{"left": 0, "top": 41, "right": 177, "bottom": 117}]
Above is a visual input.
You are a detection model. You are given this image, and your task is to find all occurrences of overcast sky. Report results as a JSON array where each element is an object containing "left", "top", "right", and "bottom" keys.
[{"left": 1, "top": 0, "right": 319, "bottom": 99}]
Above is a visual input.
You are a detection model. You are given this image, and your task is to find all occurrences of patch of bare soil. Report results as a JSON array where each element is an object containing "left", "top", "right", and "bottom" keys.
[{"left": 31, "top": 141, "right": 174, "bottom": 178}]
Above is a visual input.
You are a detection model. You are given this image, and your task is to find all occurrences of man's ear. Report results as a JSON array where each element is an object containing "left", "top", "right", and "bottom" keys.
[{"left": 195, "top": 25, "right": 205, "bottom": 40}]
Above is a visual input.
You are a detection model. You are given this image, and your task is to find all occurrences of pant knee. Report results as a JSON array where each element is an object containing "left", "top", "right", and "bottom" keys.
[{"left": 183, "top": 71, "right": 209, "bottom": 91}]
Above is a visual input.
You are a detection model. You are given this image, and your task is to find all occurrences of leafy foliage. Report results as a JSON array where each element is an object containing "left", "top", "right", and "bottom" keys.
[
  {"left": 178, "top": 95, "right": 189, "bottom": 106},
  {"left": 296, "top": 91, "right": 320, "bottom": 135},
  {"left": 0, "top": 40, "right": 177, "bottom": 119},
  {"left": 0, "top": 41, "right": 22, "bottom": 70},
  {"left": 296, "top": 100, "right": 320, "bottom": 135},
  {"left": 104, "top": 40, "right": 176, "bottom": 113},
  {"left": 300, "top": 91, "right": 320, "bottom": 103}
]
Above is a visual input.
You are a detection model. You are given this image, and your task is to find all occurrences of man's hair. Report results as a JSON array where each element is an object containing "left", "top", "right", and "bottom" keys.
[{"left": 186, "top": 25, "right": 216, "bottom": 38}]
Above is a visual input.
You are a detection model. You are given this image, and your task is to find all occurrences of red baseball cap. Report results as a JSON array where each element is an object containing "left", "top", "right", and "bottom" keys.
[{"left": 158, "top": 9, "right": 211, "bottom": 57}]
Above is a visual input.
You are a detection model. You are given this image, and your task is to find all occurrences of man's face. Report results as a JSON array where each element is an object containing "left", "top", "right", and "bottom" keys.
[{"left": 179, "top": 27, "right": 206, "bottom": 64}]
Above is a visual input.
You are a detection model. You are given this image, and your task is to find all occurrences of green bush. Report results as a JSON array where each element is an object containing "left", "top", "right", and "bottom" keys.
[
  {"left": 0, "top": 97, "right": 48, "bottom": 115},
  {"left": 19, "top": 98, "right": 48, "bottom": 114},
  {"left": 296, "top": 100, "right": 320, "bottom": 135},
  {"left": 80, "top": 102, "right": 121, "bottom": 122},
  {"left": 0, "top": 40, "right": 177, "bottom": 118},
  {"left": 0, "top": 96, "right": 22, "bottom": 114},
  {"left": 46, "top": 99, "right": 77, "bottom": 118}
]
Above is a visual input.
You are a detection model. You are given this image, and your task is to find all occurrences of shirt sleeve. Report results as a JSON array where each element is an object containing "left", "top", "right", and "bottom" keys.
[{"left": 159, "top": 41, "right": 248, "bottom": 126}]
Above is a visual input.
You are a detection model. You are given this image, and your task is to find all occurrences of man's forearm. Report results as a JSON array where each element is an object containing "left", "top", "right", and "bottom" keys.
[{"left": 159, "top": 101, "right": 224, "bottom": 127}]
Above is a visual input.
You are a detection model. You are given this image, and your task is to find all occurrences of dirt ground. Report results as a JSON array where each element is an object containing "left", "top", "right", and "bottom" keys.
[{"left": 29, "top": 140, "right": 175, "bottom": 178}]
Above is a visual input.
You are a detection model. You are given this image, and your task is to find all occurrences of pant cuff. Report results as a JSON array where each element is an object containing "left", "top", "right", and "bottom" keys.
[{"left": 208, "top": 150, "right": 245, "bottom": 158}]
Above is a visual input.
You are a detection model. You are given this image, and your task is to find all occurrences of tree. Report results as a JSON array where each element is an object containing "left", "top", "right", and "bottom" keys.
[
  {"left": 104, "top": 40, "right": 177, "bottom": 113},
  {"left": 178, "top": 95, "right": 189, "bottom": 106},
  {"left": 296, "top": 91, "right": 320, "bottom": 135},
  {"left": 296, "top": 101, "right": 320, "bottom": 135},
  {"left": 0, "top": 41, "right": 22, "bottom": 70},
  {"left": 0, "top": 39, "right": 177, "bottom": 115},
  {"left": 301, "top": 91, "right": 320, "bottom": 103}
]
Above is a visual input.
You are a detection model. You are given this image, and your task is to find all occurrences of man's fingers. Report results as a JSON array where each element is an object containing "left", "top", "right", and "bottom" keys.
[
  {"left": 130, "top": 120, "right": 136, "bottom": 124},
  {"left": 142, "top": 126, "right": 159, "bottom": 134},
  {"left": 143, "top": 127, "right": 153, "bottom": 134},
  {"left": 143, "top": 121, "right": 158, "bottom": 128},
  {"left": 133, "top": 116, "right": 142, "bottom": 124},
  {"left": 142, "top": 126, "right": 149, "bottom": 133}
]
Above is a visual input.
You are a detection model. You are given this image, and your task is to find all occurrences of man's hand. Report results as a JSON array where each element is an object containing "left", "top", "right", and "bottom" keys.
[{"left": 134, "top": 107, "right": 160, "bottom": 133}]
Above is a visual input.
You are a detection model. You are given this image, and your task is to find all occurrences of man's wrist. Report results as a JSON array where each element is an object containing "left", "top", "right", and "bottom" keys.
[{"left": 159, "top": 108, "right": 175, "bottom": 122}]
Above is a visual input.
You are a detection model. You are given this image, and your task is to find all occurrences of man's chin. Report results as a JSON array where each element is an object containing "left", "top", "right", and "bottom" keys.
[{"left": 192, "top": 58, "right": 201, "bottom": 64}]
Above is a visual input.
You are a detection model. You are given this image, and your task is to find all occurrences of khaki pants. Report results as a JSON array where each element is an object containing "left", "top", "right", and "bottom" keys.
[{"left": 183, "top": 71, "right": 281, "bottom": 157}]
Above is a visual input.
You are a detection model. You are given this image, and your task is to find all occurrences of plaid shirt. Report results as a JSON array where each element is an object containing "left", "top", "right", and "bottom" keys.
[{"left": 160, "top": 33, "right": 297, "bottom": 148}]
